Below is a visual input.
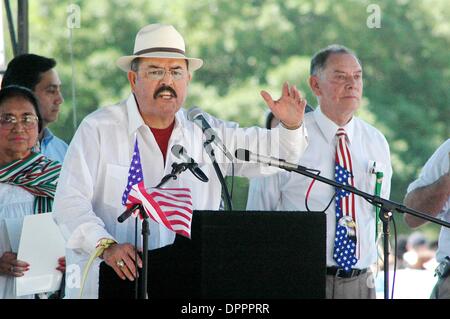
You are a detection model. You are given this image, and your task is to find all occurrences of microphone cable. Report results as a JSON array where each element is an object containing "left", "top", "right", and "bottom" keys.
[{"left": 302, "top": 168, "right": 335, "bottom": 214}]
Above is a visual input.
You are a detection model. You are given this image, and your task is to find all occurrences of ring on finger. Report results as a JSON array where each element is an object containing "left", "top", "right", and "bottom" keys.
[
  {"left": 10, "top": 266, "right": 14, "bottom": 273},
  {"left": 116, "top": 260, "right": 125, "bottom": 268}
]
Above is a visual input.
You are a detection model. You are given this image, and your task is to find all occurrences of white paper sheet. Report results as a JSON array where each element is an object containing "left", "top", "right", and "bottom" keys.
[
  {"left": 4, "top": 217, "right": 24, "bottom": 253},
  {"left": 16, "top": 214, "right": 66, "bottom": 297}
]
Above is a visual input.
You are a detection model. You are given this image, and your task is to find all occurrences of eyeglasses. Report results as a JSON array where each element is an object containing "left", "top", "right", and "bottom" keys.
[
  {"left": 142, "top": 68, "right": 187, "bottom": 81},
  {"left": 0, "top": 114, "right": 39, "bottom": 130}
]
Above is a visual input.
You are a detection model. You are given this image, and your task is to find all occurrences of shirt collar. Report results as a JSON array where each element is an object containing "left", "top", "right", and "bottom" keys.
[
  {"left": 314, "top": 106, "right": 355, "bottom": 145},
  {"left": 127, "top": 94, "right": 146, "bottom": 136},
  {"left": 41, "top": 127, "right": 54, "bottom": 144},
  {"left": 126, "top": 93, "right": 186, "bottom": 140}
]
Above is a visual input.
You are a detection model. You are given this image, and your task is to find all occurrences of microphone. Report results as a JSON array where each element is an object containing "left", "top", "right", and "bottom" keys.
[
  {"left": 235, "top": 148, "right": 307, "bottom": 172},
  {"left": 118, "top": 205, "right": 140, "bottom": 223},
  {"left": 187, "top": 107, "right": 234, "bottom": 161},
  {"left": 171, "top": 144, "right": 209, "bottom": 182}
]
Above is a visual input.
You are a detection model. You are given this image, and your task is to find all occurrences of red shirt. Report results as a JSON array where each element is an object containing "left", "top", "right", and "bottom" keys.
[{"left": 150, "top": 121, "right": 175, "bottom": 163}]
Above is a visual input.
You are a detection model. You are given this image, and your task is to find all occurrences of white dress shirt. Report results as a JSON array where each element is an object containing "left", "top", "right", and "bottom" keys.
[
  {"left": 53, "top": 94, "right": 307, "bottom": 298},
  {"left": 407, "top": 139, "right": 450, "bottom": 263},
  {"left": 247, "top": 106, "right": 392, "bottom": 269}
]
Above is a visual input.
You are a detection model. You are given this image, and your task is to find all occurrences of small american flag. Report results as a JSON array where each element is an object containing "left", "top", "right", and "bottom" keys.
[
  {"left": 122, "top": 138, "right": 144, "bottom": 206},
  {"left": 122, "top": 138, "right": 194, "bottom": 238}
]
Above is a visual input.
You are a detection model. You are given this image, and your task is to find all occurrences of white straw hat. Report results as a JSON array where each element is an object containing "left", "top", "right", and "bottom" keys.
[{"left": 116, "top": 23, "right": 203, "bottom": 72}]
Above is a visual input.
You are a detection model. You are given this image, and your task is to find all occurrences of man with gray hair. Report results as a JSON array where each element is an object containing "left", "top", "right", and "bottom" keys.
[{"left": 247, "top": 44, "right": 393, "bottom": 298}]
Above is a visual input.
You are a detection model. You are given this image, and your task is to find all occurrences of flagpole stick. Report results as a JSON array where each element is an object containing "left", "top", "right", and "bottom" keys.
[
  {"left": 136, "top": 162, "right": 192, "bottom": 299},
  {"left": 134, "top": 218, "right": 139, "bottom": 299},
  {"left": 141, "top": 208, "right": 149, "bottom": 299}
]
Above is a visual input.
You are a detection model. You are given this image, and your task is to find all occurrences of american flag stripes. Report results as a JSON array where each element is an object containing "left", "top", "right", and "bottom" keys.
[
  {"left": 121, "top": 138, "right": 193, "bottom": 238},
  {"left": 127, "top": 182, "right": 193, "bottom": 238}
]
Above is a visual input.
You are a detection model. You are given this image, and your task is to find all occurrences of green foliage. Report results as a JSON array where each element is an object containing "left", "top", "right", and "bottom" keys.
[{"left": 8, "top": 0, "right": 449, "bottom": 236}]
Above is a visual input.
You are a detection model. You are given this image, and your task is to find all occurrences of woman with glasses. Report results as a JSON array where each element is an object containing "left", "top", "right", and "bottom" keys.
[{"left": 0, "top": 85, "right": 63, "bottom": 298}]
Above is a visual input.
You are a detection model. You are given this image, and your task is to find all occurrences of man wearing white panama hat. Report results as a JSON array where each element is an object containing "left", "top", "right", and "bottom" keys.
[{"left": 53, "top": 23, "right": 308, "bottom": 298}]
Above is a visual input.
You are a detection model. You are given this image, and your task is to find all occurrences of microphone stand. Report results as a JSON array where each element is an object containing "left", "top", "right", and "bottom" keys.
[
  {"left": 117, "top": 162, "right": 193, "bottom": 299},
  {"left": 203, "top": 136, "right": 233, "bottom": 211},
  {"left": 282, "top": 165, "right": 450, "bottom": 299}
]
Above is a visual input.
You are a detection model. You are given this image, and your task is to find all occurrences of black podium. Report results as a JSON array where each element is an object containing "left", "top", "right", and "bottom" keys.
[{"left": 100, "top": 211, "right": 326, "bottom": 299}]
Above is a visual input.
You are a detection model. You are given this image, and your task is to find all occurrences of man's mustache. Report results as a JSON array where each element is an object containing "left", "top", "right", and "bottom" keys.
[{"left": 154, "top": 85, "right": 177, "bottom": 99}]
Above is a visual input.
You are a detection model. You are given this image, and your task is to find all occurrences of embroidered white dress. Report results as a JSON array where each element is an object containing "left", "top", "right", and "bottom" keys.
[{"left": 0, "top": 184, "right": 34, "bottom": 299}]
